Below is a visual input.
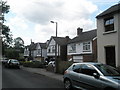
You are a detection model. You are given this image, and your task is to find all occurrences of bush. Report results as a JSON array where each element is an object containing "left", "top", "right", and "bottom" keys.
[
  {"left": 58, "top": 61, "right": 73, "bottom": 74},
  {"left": 23, "top": 61, "right": 44, "bottom": 68}
]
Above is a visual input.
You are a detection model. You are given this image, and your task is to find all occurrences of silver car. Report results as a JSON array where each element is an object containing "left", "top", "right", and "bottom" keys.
[
  {"left": 63, "top": 62, "right": 120, "bottom": 90},
  {"left": 5, "top": 59, "right": 20, "bottom": 69}
]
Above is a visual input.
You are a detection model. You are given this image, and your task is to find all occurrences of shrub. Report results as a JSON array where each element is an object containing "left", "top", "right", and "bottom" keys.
[
  {"left": 23, "top": 61, "right": 44, "bottom": 68},
  {"left": 58, "top": 61, "right": 73, "bottom": 74}
]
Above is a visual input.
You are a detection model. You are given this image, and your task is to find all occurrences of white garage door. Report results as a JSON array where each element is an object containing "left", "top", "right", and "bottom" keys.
[{"left": 73, "top": 56, "right": 83, "bottom": 62}]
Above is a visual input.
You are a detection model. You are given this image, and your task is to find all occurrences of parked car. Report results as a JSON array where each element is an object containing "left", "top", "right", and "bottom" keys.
[
  {"left": 63, "top": 62, "right": 120, "bottom": 90},
  {"left": 5, "top": 59, "right": 20, "bottom": 69},
  {"left": 48, "top": 61, "right": 55, "bottom": 67},
  {"left": 1, "top": 58, "right": 9, "bottom": 65}
]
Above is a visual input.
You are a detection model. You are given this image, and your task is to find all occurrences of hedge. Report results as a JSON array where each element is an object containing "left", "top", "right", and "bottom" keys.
[{"left": 23, "top": 61, "right": 44, "bottom": 68}]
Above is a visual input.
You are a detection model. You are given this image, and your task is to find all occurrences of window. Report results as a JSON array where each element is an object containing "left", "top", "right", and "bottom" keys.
[
  {"left": 69, "top": 44, "right": 76, "bottom": 53},
  {"left": 95, "top": 64, "right": 120, "bottom": 76},
  {"left": 80, "top": 64, "right": 98, "bottom": 76},
  {"left": 104, "top": 17, "right": 114, "bottom": 32},
  {"left": 72, "top": 64, "right": 81, "bottom": 73},
  {"left": 52, "top": 45, "right": 55, "bottom": 53},
  {"left": 48, "top": 47, "right": 51, "bottom": 53},
  {"left": 83, "top": 42, "right": 90, "bottom": 51},
  {"left": 37, "top": 49, "right": 41, "bottom": 54}
]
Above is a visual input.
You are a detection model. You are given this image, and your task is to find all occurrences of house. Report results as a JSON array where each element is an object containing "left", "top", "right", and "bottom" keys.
[
  {"left": 24, "top": 42, "right": 47, "bottom": 62},
  {"left": 47, "top": 36, "right": 71, "bottom": 61},
  {"left": 24, "top": 45, "right": 30, "bottom": 61},
  {"left": 33, "top": 43, "right": 47, "bottom": 61},
  {"left": 96, "top": 4, "right": 120, "bottom": 67},
  {"left": 67, "top": 27, "right": 97, "bottom": 62}
]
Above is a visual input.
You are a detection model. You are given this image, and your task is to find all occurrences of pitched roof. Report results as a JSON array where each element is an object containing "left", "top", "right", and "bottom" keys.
[
  {"left": 29, "top": 42, "right": 47, "bottom": 50},
  {"left": 53, "top": 36, "right": 71, "bottom": 45},
  {"left": 96, "top": 3, "right": 120, "bottom": 18},
  {"left": 29, "top": 43, "right": 37, "bottom": 50},
  {"left": 68, "top": 29, "right": 97, "bottom": 44},
  {"left": 39, "top": 43, "right": 47, "bottom": 49},
  {"left": 47, "top": 36, "right": 71, "bottom": 46}
]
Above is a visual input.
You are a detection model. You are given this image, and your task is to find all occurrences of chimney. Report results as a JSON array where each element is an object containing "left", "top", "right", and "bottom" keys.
[
  {"left": 65, "top": 36, "right": 69, "bottom": 39},
  {"left": 65, "top": 36, "right": 70, "bottom": 41},
  {"left": 46, "top": 40, "right": 49, "bottom": 45},
  {"left": 77, "top": 27, "right": 83, "bottom": 36}
]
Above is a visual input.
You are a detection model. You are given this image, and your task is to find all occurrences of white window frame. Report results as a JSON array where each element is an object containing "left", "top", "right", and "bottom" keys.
[
  {"left": 69, "top": 44, "right": 76, "bottom": 53},
  {"left": 47, "top": 47, "right": 51, "bottom": 53},
  {"left": 51, "top": 45, "right": 55, "bottom": 53},
  {"left": 83, "top": 42, "right": 91, "bottom": 52},
  {"left": 37, "top": 49, "right": 41, "bottom": 55}
]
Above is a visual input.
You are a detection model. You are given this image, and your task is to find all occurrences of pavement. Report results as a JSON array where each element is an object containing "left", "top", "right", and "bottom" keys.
[
  {"left": 21, "top": 66, "right": 63, "bottom": 81},
  {"left": 0, "top": 63, "right": 2, "bottom": 90}
]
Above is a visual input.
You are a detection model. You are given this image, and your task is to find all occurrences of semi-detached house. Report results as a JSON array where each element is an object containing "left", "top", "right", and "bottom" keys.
[
  {"left": 96, "top": 3, "right": 120, "bottom": 67},
  {"left": 47, "top": 36, "right": 71, "bottom": 61},
  {"left": 24, "top": 42, "right": 47, "bottom": 61},
  {"left": 67, "top": 28, "right": 97, "bottom": 62}
]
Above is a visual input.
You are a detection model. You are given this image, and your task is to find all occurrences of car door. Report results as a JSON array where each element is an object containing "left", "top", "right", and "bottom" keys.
[
  {"left": 79, "top": 64, "right": 103, "bottom": 89},
  {"left": 69, "top": 64, "right": 81, "bottom": 88}
]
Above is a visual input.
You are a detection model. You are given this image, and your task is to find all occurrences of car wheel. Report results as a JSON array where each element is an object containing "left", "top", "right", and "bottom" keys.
[{"left": 64, "top": 79, "right": 72, "bottom": 90}]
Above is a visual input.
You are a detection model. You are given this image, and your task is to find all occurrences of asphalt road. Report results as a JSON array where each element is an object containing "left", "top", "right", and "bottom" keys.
[{"left": 2, "top": 66, "right": 64, "bottom": 89}]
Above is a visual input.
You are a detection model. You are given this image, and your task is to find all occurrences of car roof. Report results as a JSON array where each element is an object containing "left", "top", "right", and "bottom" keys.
[
  {"left": 72, "top": 62, "right": 102, "bottom": 66},
  {"left": 9, "top": 59, "right": 18, "bottom": 61}
]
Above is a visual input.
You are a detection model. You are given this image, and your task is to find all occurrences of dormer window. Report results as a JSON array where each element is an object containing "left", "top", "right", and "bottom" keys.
[{"left": 104, "top": 17, "right": 114, "bottom": 32}]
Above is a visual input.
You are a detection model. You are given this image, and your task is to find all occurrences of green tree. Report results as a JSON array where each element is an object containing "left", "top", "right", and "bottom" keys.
[
  {"left": 2, "top": 25, "right": 13, "bottom": 46},
  {"left": 13, "top": 37, "right": 24, "bottom": 60},
  {"left": 14, "top": 37, "right": 24, "bottom": 49},
  {"left": 0, "top": 1, "right": 13, "bottom": 57},
  {"left": 0, "top": 1, "right": 10, "bottom": 22}
]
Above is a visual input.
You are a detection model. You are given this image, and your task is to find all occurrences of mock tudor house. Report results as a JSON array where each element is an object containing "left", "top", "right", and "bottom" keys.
[
  {"left": 33, "top": 43, "right": 47, "bottom": 61},
  {"left": 67, "top": 27, "right": 97, "bottom": 62},
  {"left": 24, "top": 42, "right": 47, "bottom": 61},
  {"left": 96, "top": 4, "right": 120, "bottom": 67},
  {"left": 47, "top": 36, "right": 71, "bottom": 61},
  {"left": 24, "top": 45, "right": 30, "bottom": 61}
]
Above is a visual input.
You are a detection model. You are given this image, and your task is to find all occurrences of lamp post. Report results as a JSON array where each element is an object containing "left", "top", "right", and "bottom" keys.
[
  {"left": 50, "top": 21, "right": 58, "bottom": 73},
  {"left": 0, "top": 0, "right": 2, "bottom": 60}
]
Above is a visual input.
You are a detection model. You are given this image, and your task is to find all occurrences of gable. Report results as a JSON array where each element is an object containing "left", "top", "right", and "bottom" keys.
[
  {"left": 36, "top": 43, "right": 41, "bottom": 49},
  {"left": 49, "top": 38, "right": 56, "bottom": 46}
]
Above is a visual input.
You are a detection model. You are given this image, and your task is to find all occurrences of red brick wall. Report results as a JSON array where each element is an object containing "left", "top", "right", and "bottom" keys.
[
  {"left": 83, "top": 39, "right": 97, "bottom": 62},
  {"left": 67, "top": 55, "right": 73, "bottom": 61},
  {"left": 83, "top": 54, "right": 94, "bottom": 62},
  {"left": 92, "top": 39, "right": 97, "bottom": 62}
]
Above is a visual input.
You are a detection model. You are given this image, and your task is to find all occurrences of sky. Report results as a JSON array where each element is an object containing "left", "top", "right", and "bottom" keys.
[{"left": 4, "top": 0, "right": 119, "bottom": 45}]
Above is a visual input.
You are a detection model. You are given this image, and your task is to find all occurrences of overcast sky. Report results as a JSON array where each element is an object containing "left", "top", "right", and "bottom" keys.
[{"left": 4, "top": 0, "right": 119, "bottom": 45}]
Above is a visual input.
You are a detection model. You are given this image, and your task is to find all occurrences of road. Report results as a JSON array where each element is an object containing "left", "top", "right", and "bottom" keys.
[{"left": 2, "top": 66, "right": 64, "bottom": 89}]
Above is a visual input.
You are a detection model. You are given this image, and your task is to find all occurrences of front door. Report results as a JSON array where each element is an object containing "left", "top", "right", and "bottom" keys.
[{"left": 105, "top": 46, "right": 116, "bottom": 67}]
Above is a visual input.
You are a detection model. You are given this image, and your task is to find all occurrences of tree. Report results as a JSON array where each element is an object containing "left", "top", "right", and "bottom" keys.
[
  {"left": 5, "top": 37, "right": 25, "bottom": 60},
  {"left": 0, "top": 0, "right": 12, "bottom": 57},
  {"left": 0, "top": 1, "right": 10, "bottom": 22},
  {"left": 12, "top": 37, "right": 24, "bottom": 60},
  {"left": 14, "top": 37, "right": 24, "bottom": 49},
  {"left": 2, "top": 25, "right": 13, "bottom": 46}
]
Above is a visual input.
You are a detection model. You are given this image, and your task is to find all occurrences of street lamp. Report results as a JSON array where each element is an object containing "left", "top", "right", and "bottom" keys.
[
  {"left": 50, "top": 21, "right": 57, "bottom": 37},
  {"left": 50, "top": 20, "right": 58, "bottom": 73}
]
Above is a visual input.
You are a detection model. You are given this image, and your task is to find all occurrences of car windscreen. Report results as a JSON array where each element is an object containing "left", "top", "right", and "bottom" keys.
[
  {"left": 95, "top": 64, "right": 120, "bottom": 76},
  {"left": 11, "top": 60, "right": 19, "bottom": 62}
]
